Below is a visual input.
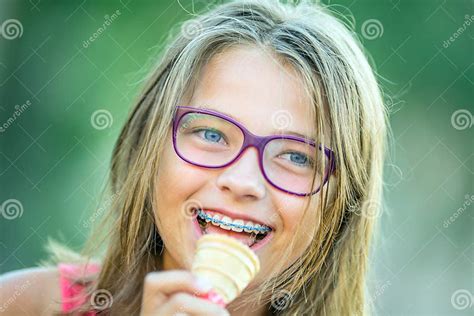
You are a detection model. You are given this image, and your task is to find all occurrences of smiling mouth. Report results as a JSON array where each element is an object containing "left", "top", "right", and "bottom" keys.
[{"left": 194, "top": 208, "right": 273, "bottom": 249}]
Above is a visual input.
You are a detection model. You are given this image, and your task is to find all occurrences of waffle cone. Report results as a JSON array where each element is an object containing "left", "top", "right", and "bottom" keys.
[{"left": 192, "top": 233, "right": 260, "bottom": 304}]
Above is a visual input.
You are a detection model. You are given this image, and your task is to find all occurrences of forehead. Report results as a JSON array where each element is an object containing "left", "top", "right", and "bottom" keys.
[{"left": 188, "top": 46, "right": 316, "bottom": 139}]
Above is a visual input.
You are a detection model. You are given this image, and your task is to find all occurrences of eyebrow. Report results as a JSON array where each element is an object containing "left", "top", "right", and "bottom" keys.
[{"left": 200, "top": 105, "right": 315, "bottom": 141}]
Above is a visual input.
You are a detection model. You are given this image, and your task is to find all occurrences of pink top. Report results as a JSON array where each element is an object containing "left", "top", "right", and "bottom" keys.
[
  {"left": 58, "top": 262, "right": 226, "bottom": 313},
  {"left": 58, "top": 262, "right": 101, "bottom": 315}
]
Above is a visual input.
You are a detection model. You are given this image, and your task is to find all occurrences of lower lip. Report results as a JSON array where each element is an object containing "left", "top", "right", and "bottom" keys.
[{"left": 192, "top": 216, "right": 273, "bottom": 252}]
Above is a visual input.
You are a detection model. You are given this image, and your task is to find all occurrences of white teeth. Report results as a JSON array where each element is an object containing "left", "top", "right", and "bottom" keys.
[
  {"left": 220, "top": 216, "right": 233, "bottom": 230},
  {"left": 243, "top": 221, "right": 254, "bottom": 233},
  {"left": 211, "top": 214, "right": 221, "bottom": 226},
  {"left": 253, "top": 224, "right": 262, "bottom": 234},
  {"left": 231, "top": 220, "right": 244, "bottom": 232}
]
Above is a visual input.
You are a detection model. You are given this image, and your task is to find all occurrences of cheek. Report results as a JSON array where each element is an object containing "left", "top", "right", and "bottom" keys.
[
  {"left": 155, "top": 135, "right": 206, "bottom": 207},
  {"left": 153, "top": 144, "right": 214, "bottom": 268},
  {"left": 154, "top": 144, "right": 210, "bottom": 236},
  {"left": 278, "top": 197, "right": 320, "bottom": 258}
]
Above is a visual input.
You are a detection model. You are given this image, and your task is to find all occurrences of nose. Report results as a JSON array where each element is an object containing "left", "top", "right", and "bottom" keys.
[{"left": 215, "top": 147, "right": 266, "bottom": 200}]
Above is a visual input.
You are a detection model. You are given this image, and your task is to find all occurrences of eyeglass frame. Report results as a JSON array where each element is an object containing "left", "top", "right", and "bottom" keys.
[{"left": 172, "top": 105, "right": 336, "bottom": 197}]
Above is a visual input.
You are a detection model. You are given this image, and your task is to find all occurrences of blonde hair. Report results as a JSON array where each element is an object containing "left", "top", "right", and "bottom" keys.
[{"left": 46, "top": 0, "right": 388, "bottom": 315}]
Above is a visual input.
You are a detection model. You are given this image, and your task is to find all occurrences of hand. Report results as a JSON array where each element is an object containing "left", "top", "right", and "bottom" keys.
[{"left": 139, "top": 270, "right": 230, "bottom": 316}]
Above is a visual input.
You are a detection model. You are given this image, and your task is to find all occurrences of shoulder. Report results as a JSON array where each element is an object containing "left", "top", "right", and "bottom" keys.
[{"left": 0, "top": 266, "right": 62, "bottom": 315}]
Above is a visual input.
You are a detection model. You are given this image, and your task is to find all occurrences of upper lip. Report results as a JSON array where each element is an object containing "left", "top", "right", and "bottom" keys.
[{"left": 199, "top": 207, "right": 275, "bottom": 230}]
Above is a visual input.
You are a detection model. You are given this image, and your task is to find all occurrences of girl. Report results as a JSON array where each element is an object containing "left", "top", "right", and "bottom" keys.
[{"left": 0, "top": 0, "right": 388, "bottom": 315}]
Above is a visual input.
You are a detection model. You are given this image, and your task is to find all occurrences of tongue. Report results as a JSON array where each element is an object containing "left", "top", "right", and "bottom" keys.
[{"left": 205, "top": 224, "right": 255, "bottom": 247}]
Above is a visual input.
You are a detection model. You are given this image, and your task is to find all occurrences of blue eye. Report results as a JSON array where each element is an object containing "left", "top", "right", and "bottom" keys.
[
  {"left": 194, "top": 128, "right": 226, "bottom": 144},
  {"left": 280, "top": 152, "right": 314, "bottom": 168}
]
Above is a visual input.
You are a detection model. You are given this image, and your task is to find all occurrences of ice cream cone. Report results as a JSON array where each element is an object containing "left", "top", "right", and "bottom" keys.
[{"left": 192, "top": 233, "right": 260, "bottom": 305}]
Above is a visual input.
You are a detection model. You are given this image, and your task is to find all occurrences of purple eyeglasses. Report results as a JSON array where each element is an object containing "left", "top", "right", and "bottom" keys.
[{"left": 172, "top": 106, "right": 335, "bottom": 196}]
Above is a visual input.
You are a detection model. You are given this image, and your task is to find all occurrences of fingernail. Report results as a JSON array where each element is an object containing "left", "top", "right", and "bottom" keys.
[{"left": 195, "top": 276, "right": 213, "bottom": 292}]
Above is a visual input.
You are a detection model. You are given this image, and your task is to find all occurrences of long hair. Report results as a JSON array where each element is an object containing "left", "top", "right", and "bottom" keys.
[{"left": 46, "top": 0, "right": 388, "bottom": 315}]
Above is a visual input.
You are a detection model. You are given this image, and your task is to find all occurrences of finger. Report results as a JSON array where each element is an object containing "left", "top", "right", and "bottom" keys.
[
  {"left": 156, "top": 293, "right": 230, "bottom": 316},
  {"left": 143, "top": 270, "right": 212, "bottom": 296},
  {"left": 141, "top": 270, "right": 212, "bottom": 314}
]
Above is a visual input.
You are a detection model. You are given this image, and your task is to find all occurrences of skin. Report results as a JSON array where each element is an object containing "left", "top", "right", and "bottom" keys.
[{"left": 154, "top": 45, "right": 325, "bottom": 315}]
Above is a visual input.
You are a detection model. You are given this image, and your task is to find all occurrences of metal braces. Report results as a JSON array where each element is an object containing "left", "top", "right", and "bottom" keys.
[{"left": 197, "top": 210, "right": 272, "bottom": 233}]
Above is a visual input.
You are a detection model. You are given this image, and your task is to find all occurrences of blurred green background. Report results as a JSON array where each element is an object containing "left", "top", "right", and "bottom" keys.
[{"left": 0, "top": 0, "right": 472, "bottom": 315}]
